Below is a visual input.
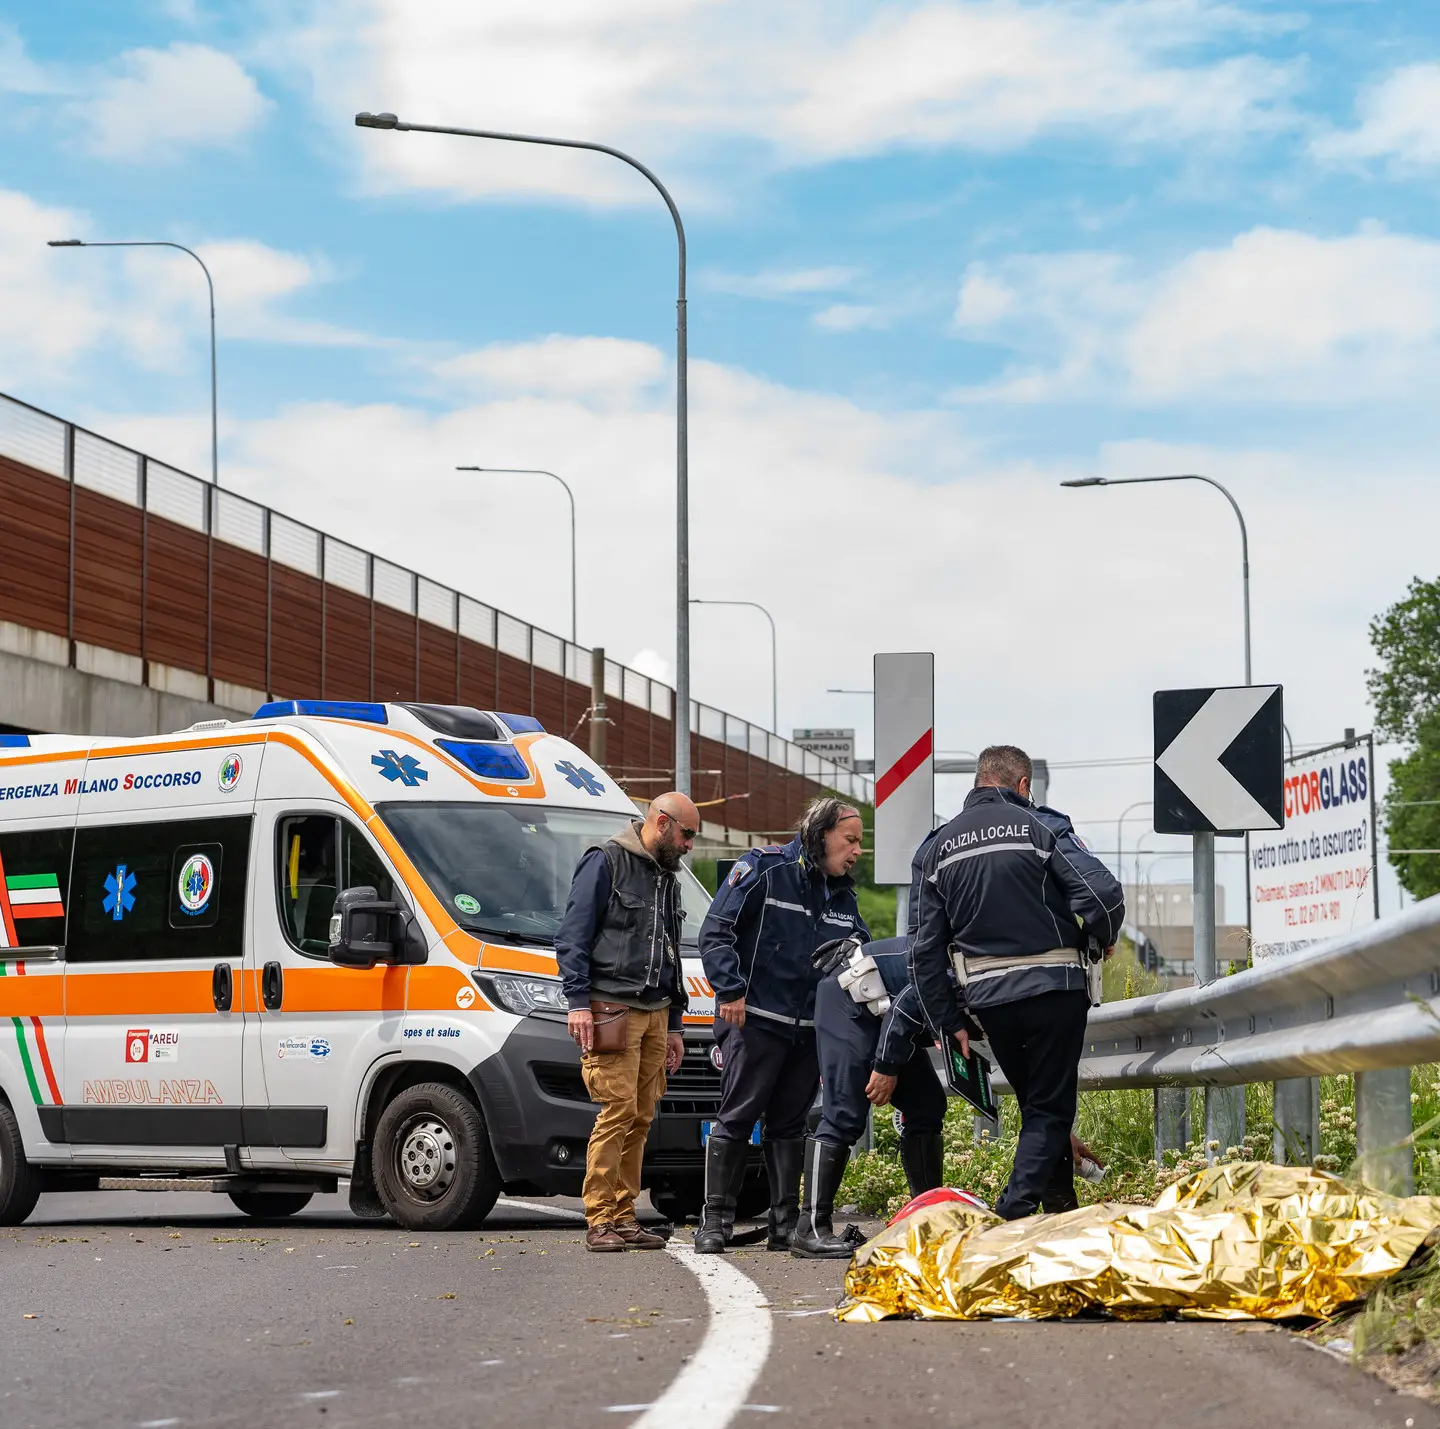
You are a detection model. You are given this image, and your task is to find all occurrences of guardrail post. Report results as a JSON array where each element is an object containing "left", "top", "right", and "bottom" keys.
[
  {"left": 1154, "top": 1087, "right": 1189, "bottom": 1158},
  {"left": 974, "top": 1103, "right": 1000, "bottom": 1144},
  {"left": 1355, "top": 1067, "right": 1414, "bottom": 1194},
  {"left": 1272, "top": 1077, "right": 1319, "bottom": 1164}
]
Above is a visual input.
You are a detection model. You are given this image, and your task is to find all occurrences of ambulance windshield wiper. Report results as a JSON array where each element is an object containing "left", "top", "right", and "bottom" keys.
[{"left": 463, "top": 924, "right": 556, "bottom": 948}]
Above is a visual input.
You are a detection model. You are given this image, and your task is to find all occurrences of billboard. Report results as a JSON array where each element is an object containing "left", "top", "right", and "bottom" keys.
[{"left": 1248, "top": 737, "right": 1378, "bottom": 962}]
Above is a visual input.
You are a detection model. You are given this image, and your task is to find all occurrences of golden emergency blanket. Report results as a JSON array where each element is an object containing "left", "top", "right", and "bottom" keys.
[{"left": 837, "top": 1162, "right": 1440, "bottom": 1323}]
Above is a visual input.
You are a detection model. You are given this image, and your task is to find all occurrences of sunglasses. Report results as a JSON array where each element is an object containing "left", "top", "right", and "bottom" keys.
[{"left": 661, "top": 813, "right": 698, "bottom": 840}]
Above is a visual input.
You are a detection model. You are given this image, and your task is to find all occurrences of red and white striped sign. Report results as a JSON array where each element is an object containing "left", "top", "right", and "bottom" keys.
[{"left": 873, "top": 652, "right": 934, "bottom": 884}]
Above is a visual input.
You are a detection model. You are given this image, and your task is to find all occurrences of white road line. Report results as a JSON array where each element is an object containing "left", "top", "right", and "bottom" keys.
[
  {"left": 629, "top": 1242, "right": 774, "bottom": 1429},
  {"left": 498, "top": 1197, "right": 587, "bottom": 1222}
]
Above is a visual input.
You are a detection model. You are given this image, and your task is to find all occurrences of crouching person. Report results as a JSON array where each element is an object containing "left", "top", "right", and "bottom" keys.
[
  {"left": 556, "top": 794, "right": 695, "bottom": 1251},
  {"left": 791, "top": 935, "right": 948, "bottom": 1258}
]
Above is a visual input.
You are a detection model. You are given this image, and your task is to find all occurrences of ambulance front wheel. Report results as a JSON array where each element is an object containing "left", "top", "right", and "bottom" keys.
[
  {"left": 228, "top": 1190, "right": 314, "bottom": 1219},
  {"left": 373, "top": 1082, "right": 501, "bottom": 1231},
  {"left": 0, "top": 1099, "right": 42, "bottom": 1225}
]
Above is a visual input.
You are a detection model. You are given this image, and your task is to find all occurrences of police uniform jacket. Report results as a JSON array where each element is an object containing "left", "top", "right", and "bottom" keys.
[
  {"left": 911, "top": 786, "right": 1124, "bottom": 1032},
  {"left": 700, "top": 834, "right": 867, "bottom": 1032}
]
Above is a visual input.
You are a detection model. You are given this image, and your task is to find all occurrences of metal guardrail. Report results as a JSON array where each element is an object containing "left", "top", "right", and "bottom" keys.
[{"left": 1078, "top": 897, "right": 1440, "bottom": 1090}]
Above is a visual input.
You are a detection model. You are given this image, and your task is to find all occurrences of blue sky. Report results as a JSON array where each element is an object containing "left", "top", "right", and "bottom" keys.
[{"left": 3, "top": 0, "right": 1439, "bottom": 909}]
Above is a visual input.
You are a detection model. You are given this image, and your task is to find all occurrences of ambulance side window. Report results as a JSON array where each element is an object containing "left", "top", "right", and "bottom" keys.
[
  {"left": 67, "top": 817, "right": 252, "bottom": 964},
  {"left": 0, "top": 827, "right": 74, "bottom": 951},
  {"left": 276, "top": 816, "right": 396, "bottom": 959}
]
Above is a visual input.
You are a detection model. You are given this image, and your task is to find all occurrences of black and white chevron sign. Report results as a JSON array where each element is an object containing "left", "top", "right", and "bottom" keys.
[{"left": 1154, "top": 685, "right": 1284, "bottom": 834}]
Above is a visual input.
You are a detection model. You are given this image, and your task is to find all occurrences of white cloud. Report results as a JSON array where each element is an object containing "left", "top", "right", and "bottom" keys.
[
  {"left": 950, "top": 226, "right": 1440, "bottom": 404},
  {"left": 74, "top": 42, "right": 269, "bottom": 161},
  {"left": 289, "top": 0, "right": 1296, "bottom": 205},
  {"left": 1314, "top": 64, "right": 1440, "bottom": 169},
  {"left": 430, "top": 335, "right": 666, "bottom": 406},
  {"left": 703, "top": 266, "right": 861, "bottom": 299},
  {"left": 0, "top": 24, "right": 58, "bottom": 94},
  {"left": 812, "top": 304, "right": 888, "bottom": 332},
  {"left": 0, "top": 189, "right": 375, "bottom": 392}
]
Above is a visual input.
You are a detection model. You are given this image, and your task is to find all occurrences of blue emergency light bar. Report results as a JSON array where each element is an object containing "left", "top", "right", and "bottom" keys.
[
  {"left": 436, "top": 739, "right": 531, "bottom": 781},
  {"left": 497, "top": 712, "right": 545, "bottom": 735},
  {"left": 0, "top": 734, "right": 31, "bottom": 747},
  {"left": 252, "top": 700, "right": 390, "bottom": 724}
]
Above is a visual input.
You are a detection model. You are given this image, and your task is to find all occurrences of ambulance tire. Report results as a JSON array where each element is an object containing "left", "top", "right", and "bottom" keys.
[
  {"left": 0, "top": 1099, "right": 41, "bottom": 1226},
  {"left": 228, "top": 1190, "right": 314, "bottom": 1219},
  {"left": 373, "top": 1082, "right": 500, "bottom": 1232}
]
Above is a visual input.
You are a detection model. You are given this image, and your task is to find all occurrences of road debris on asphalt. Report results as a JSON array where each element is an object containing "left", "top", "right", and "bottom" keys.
[{"left": 837, "top": 1162, "right": 1440, "bottom": 1322}]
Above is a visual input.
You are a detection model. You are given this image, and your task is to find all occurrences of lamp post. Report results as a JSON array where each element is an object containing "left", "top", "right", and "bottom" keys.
[
  {"left": 1115, "top": 799, "right": 1153, "bottom": 895},
  {"left": 355, "top": 111, "right": 692, "bottom": 795},
  {"left": 457, "top": 466, "right": 576, "bottom": 644},
  {"left": 48, "top": 239, "right": 219, "bottom": 489},
  {"left": 1062, "top": 472, "right": 1254, "bottom": 1157},
  {"left": 690, "top": 598, "right": 777, "bottom": 732},
  {"left": 1060, "top": 474, "right": 1250, "bottom": 684}
]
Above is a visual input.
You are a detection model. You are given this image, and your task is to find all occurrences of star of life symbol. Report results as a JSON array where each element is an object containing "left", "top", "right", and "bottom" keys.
[
  {"left": 103, "top": 865, "right": 137, "bottom": 921},
  {"left": 555, "top": 760, "right": 604, "bottom": 796},
  {"left": 372, "top": 749, "right": 428, "bottom": 787}
]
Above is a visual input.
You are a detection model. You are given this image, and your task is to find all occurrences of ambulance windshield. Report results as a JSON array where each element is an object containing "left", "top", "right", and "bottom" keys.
[{"left": 377, "top": 803, "right": 714, "bottom": 947}]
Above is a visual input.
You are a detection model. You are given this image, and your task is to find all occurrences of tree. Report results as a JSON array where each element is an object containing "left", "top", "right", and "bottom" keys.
[
  {"left": 1368, "top": 576, "right": 1440, "bottom": 899},
  {"left": 1385, "top": 710, "right": 1440, "bottom": 901},
  {"left": 1367, "top": 576, "right": 1440, "bottom": 745}
]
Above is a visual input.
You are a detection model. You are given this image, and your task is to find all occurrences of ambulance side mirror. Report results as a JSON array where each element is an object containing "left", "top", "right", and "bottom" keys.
[{"left": 329, "top": 886, "right": 427, "bottom": 969}]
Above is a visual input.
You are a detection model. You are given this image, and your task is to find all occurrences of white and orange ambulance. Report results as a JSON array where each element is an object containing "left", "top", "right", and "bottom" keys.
[{"left": 0, "top": 701, "right": 721, "bottom": 1229}]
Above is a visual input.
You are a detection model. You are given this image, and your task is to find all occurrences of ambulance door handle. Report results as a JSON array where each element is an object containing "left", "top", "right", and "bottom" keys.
[
  {"left": 262, "top": 961, "right": 284, "bottom": 1012},
  {"left": 212, "top": 963, "right": 233, "bottom": 1013}
]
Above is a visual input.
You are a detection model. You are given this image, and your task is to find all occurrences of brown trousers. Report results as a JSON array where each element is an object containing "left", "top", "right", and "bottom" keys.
[{"left": 579, "top": 1006, "right": 670, "bottom": 1228}]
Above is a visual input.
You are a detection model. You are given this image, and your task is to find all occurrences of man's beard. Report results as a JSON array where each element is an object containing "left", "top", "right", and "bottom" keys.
[{"left": 653, "top": 838, "right": 683, "bottom": 872}]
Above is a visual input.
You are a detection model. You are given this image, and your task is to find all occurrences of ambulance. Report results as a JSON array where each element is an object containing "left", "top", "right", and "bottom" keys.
[{"left": 0, "top": 701, "right": 726, "bottom": 1229}]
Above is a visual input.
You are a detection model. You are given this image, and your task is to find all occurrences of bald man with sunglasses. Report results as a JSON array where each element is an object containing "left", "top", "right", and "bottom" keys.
[{"left": 556, "top": 793, "right": 697, "bottom": 1251}]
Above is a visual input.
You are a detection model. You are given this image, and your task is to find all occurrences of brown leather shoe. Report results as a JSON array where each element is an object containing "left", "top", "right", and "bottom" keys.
[
  {"left": 612, "top": 1221, "right": 666, "bottom": 1249},
  {"left": 585, "top": 1224, "right": 628, "bottom": 1252}
]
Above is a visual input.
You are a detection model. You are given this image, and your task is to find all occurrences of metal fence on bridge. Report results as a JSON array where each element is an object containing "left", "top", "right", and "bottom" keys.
[{"left": 0, "top": 391, "right": 871, "bottom": 837}]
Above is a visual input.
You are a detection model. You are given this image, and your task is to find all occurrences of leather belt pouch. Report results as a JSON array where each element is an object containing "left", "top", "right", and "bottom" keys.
[{"left": 589, "top": 999, "right": 631, "bottom": 1054}]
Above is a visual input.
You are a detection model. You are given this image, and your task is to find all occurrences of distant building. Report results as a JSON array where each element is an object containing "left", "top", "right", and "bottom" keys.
[{"left": 1123, "top": 881, "right": 1249, "bottom": 979}]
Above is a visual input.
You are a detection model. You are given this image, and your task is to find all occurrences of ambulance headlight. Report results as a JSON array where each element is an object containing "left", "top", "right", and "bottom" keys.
[{"left": 484, "top": 973, "right": 569, "bottom": 1017}]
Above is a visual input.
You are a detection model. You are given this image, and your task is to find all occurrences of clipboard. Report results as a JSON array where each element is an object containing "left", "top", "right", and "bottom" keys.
[{"left": 945, "top": 1036, "right": 998, "bottom": 1119}]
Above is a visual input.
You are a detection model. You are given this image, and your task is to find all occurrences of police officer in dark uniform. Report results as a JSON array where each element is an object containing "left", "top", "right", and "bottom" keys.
[
  {"left": 696, "top": 798, "right": 867, "bottom": 1254},
  {"left": 911, "top": 745, "right": 1123, "bottom": 1221},
  {"left": 790, "top": 827, "right": 946, "bottom": 1257},
  {"left": 790, "top": 932, "right": 949, "bottom": 1257}
]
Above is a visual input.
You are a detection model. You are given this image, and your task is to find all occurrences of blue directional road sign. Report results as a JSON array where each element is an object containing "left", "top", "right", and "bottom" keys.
[{"left": 1154, "top": 684, "right": 1284, "bottom": 835}]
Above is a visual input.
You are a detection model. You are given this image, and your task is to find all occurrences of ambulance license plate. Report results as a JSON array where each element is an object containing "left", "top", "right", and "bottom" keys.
[{"left": 700, "top": 1121, "right": 761, "bottom": 1146}]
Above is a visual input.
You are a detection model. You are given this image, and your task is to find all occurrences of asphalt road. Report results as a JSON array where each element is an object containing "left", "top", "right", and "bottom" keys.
[{"left": 0, "top": 1189, "right": 1434, "bottom": 1429}]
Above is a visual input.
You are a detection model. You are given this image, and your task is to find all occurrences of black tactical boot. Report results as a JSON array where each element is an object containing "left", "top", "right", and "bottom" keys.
[
  {"left": 790, "top": 1139, "right": 860, "bottom": 1259},
  {"left": 763, "top": 1138, "right": 804, "bottom": 1251},
  {"left": 899, "top": 1132, "right": 946, "bottom": 1198},
  {"left": 694, "top": 1135, "right": 749, "bottom": 1254}
]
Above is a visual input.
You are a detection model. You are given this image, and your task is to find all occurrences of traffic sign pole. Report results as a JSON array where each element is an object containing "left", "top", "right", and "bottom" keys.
[
  {"left": 1192, "top": 831, "right": 1216, "bottom": 986},
  {"left": 1155, "top": 683, "right": 1282, "bottom": 1165}
]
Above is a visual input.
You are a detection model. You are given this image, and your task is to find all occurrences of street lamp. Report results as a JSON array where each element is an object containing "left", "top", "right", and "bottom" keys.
[
  {"left": 690, "top": 598, "right": 777, "bottom": 732},
  {"left": 356, "top": 110, "right": 692, "bottom": 795},
  {"left": 457, "top": 466, "right": 576, "bottom": 644},
  {"left": 48, "top": 239, "right": 219, "bottom": 489},
  {"left": 1115, "top": 799, "right": 1154, "bottom": 895},
  {"left": 1060, "top": 474, "right": 1250, "bottom": 683}
]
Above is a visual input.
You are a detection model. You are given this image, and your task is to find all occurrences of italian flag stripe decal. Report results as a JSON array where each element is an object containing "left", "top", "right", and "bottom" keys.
[
  {"left": 0, "top": 964, "right": 42, "bottom": 1106},
  {"left": 6, "top": 873, "right": 63, "bottom": 920}
]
